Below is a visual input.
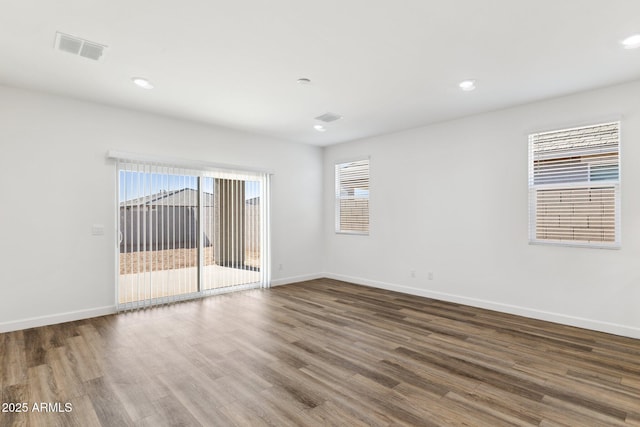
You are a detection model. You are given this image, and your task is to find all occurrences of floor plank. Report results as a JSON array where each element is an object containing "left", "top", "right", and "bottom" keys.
[{"left": 1, "top": 278, "right": 639, "bottom": 426}]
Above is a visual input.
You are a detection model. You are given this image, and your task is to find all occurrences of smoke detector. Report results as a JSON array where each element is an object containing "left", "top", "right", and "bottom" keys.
[
  {"left": 55, "top": 32, "right": 107, "bottom": 61},
  {"left": 314, "top": 112, "right": 342, "bottom": 123}
]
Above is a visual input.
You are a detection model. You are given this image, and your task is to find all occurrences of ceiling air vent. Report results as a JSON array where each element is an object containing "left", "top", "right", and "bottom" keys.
[
  {"left": 55, "top": 32, "right": 106, "bottom": 61},
  {"left": 314, "top": 112, "right": 343, "bottom": 123}
]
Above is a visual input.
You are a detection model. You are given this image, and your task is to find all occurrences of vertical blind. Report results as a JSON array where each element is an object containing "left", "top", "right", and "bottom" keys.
[
  {"left": 113, "top": 154, "right": 271, "bottom": 310},
  {"left": 528, "top": 121, "right": 620, "bottom": 246},
  {"left": 335, "top": 159, "right": 370, "bottom": 234}
]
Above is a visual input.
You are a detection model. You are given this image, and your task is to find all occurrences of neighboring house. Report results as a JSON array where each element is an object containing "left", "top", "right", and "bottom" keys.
[
  {"left": 119, "top": 188, "right": 214, "bottom": 252},
  {"left": 120, "top": 188, "right": 261, "bottom": 259}
]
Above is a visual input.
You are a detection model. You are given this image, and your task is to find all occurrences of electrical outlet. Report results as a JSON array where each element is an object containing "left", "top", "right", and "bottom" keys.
[
  {"left": 428, "top": 272, "right": 434, "bottom": 280},
  {"left": 278, "top": 264, "right": 283, "bottom": 271},
  {"left": 410, "top": 270, "right": 416, "bottom": 278}
]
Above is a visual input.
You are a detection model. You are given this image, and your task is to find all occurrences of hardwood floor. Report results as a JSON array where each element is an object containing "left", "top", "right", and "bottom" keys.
[{"left": 1, "top": 278, "right": 639, "bottom": 426}]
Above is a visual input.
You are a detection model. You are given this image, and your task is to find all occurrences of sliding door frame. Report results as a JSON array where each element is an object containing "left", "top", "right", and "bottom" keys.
[{"left": 111, "top": 151, "right": 272, "bottom": 311}]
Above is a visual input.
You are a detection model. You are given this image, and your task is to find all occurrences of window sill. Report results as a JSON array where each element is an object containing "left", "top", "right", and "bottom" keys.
[{"left": 528, "top": 240, "right": 620, "bottom": 250}]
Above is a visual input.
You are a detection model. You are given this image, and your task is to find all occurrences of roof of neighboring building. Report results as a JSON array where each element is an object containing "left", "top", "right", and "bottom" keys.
[
  {"left": 246, "top": 196, "right": 260, "bottom": 206},
  {"left": 121, "top": 189, "right": 261, "bottom": 207},
  {"left": 121, "top": 188, "right": 214, "bottom": 207}
]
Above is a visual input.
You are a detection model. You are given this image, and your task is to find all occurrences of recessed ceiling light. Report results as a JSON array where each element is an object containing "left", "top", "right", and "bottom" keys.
[
  {"left": 459, "top": 79, "right": 476, "bottom": 91},
  {"left": 314, "top": 124, "right": 326, "bottom": 132},
  {"left": 132, "top": 77, "right": 154, "bottom": 90},
  {"left": 621, "top": 34, "right": 640, "bottom": 49},
  {"left": 297, "top": 78, "right": 311, "bottom": 85}
]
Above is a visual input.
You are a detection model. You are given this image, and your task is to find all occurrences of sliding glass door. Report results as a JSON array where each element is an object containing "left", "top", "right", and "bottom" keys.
[
  {"left": 116, "top": 160, "right": 270, "bottom": 310},
  {"left": 200, "top": 177, "right": 262, "bottom": 291}
]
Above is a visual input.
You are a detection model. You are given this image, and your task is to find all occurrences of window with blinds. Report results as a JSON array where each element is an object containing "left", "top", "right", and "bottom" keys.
[
  {"left": 528, "top": 121, "right": 620, "bottom": 247},
  {"left": 335, "top": 159, "right": 370, "bottom": 234}
]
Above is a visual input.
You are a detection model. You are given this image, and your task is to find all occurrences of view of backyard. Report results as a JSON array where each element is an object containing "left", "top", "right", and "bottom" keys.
[
  {"left": 118, "top": 170, "right": 263, "bottom": 305},
  {"left": 119, "top": 247, "right": 260, "bottom": 275}
]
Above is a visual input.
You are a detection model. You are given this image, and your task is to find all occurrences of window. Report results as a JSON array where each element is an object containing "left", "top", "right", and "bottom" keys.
[
  {"left": 335, "top": 159, "right": 370, "bottom": 234},
  {"left": 528, "top": 121, "right": 620, "bottom": 247}
]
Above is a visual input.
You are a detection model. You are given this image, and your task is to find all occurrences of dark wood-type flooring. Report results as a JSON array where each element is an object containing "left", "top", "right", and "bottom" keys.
[{"left": 1, "top": 279, "right": 640, "bottom": 426}]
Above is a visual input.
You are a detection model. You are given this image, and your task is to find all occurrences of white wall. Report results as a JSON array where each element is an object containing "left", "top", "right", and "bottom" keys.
[
  {"left": 4, "top": 80, "right": 640, "bottom": 339},
  {"left": 0, "top": 85, "right": 323, "bottom": 331},
  {"left": 324, "top": 80, "right": 640, "bottom": 339}
]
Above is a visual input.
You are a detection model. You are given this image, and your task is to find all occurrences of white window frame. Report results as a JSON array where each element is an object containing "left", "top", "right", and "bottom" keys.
[
  {"left": 335, "top": 158, "right": 370, "bottom": 235},
  {"left": 528, "top": 121, "right": 621, "bottom": 249}
]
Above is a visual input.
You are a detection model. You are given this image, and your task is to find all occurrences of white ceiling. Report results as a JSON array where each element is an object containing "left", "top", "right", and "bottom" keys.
[{"left": 1, "top": 0, "right": 640, "bottom": 146}]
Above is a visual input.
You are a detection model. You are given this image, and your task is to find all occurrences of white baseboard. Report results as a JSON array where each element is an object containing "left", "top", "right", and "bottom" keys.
[
  {"left": 271, "top": 273, "right": 324, "bottom": 287},
  {"left": 0, "top": 306, "right": 116, "bottom": 333},
  {"left": 0, "top": 275, "right": 321, "bottom": 332},
  {"left": 3, "top": 275, "right": 638, "bottom": 340},
  {"left": 325, "top": 273, "right": 640, "bottom": 340}
]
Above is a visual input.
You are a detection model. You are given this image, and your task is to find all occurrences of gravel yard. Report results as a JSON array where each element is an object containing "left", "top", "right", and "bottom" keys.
[{"left": 120, "top": 247, "right": 259, "bottom": 274}]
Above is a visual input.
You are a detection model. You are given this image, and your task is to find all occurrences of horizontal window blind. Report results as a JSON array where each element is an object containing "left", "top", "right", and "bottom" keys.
[
  {"left": 113, "top": 155, "right": 271, "bottom": 311},
  {"left": 528, "top": 122, "right": 620, "bottom": 247},
  {"left": 335, "top": 159, "right": 369, "bottom": 234}
]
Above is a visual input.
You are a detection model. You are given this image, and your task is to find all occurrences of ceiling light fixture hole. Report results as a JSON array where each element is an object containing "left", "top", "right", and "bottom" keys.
[
  {"left": 459, "top": 79, "right": 477, "bottom": 91},
  {"left": 132, "top": 77, "right": 154, "bottom": 90}
]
